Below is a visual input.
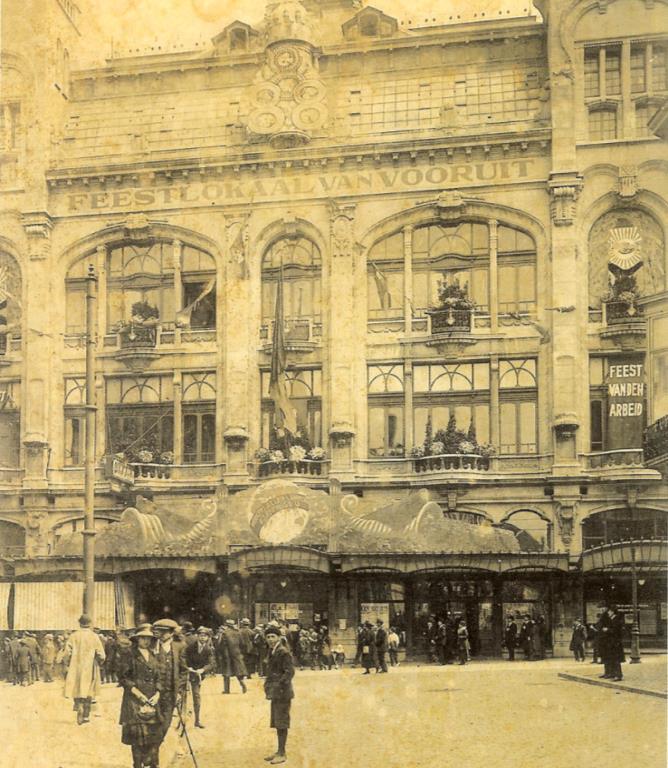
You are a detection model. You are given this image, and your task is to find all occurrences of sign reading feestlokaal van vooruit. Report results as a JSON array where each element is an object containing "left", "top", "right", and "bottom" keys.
[{"left": 606, "top": 360, "right": 645, "bottom": 449}]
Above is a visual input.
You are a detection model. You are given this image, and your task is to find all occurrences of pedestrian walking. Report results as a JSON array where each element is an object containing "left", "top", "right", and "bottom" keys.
[
  {"left": 41, "top": 633, "right": 56, "bottom": 682},
  {"left": 185, "top": 627, "right": 216, "bottom": 729},
  {"left": 387, "top": 627, "right": 400, "bottom": 667},
  {"left": 239, "top": 618, "right": 257, "bottom": 677},
  {"left": 263, "top": 624, "right": 295, "bottom": 765},
  {"left": 375, "top": 620, "right": 388, "bottom": 673},
  {"left": 569, "top": 619, "right": 587, "bottom": 661},
  {"left": 16, "top": 638, "right": 32, "bottom": 686},
  {"left": 219, "top": 619, "right": 248, "bottom": 694},
  {"left": 254, "top": 625, "right": 268, "bottom": 677},
  {"left": 118, "top": 626, "right": 163, "bottom": 768},
  {"left": 358, "top": 621, "right": 375, "bottom": 675},
  {"left": 152, "top": 618, "right": 188, "bottom": 742},
  {"left": 64, "top": 614, "right": 106, "bottom": 725},
  {"left": 504, "top": 617, "right": 518, "bottom": 661}
]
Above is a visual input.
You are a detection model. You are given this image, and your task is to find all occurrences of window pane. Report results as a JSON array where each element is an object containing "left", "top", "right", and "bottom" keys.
[
  {"left": 635, "top": 103, "right": 650, "bottom": 137},
  {"left": 471, "top": 268, "right": 489, "bottom": 312},
  {"left": 474, "top": 363, "right": 490, "bottom": 391},
  {"left": 589, "top": 108, "right": 617, "bottom": 141},
  {"left": 584, "top": 48, "right": 600, "bottom": 98},
  {"left": 414, "top": 407, "right": 428, "bottom": 446},
  {"left": 183, "top": 281, "right": 216, "bottom": 329},
  {"left": 201, "top": 414, "right": 216, "bottom": 462},
  {"left": 498, "top": 265, "right": 516, "bottom": 307},
  {"left": 454, "top": 405, "right": 472, "bottom": 433},
  {"left": 652, "top": 44, "right": 667, "bottom": 91},
  {"left": 387, "top": 407, "right": 404, "bottom": 453},
  {"left": 64, "top": 416, "right": 84, "bottom": 466},
  {"left": 590, "top": 399, "right": 604, "bottom": 451},
  {"left": 474, "top": 404, "right": 490, "bottom": 445},
  {"left": 589, "top": 357, "right": 604, "bottom": 387},
  {"left": 412, "top": 272, "right": 429, "bottom": 310},
  {"left": 500, "top": 402, "right": 517, "bottom": 454},
  {"left": 368, "top": 407, "right": 386, "bottom": 456},
  {"left": 183, "top": 414, "right": 198, "bottom": 462},
  {"left": 519, "top": 401, "right": 537, "bottom": 453},
  {"left": 605, "top": 47, "right": 621, "bottom": 95},
  {"left": 65, "top": 289, "right": 85, "bottom": 334},
  {"left": 517, "top": 264, "right": 536, "bottom": 304}
]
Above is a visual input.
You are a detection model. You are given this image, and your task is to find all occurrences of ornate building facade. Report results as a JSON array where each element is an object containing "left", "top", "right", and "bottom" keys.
[{"left": 0, "top": 0, "right": 666, "bottom": 655}]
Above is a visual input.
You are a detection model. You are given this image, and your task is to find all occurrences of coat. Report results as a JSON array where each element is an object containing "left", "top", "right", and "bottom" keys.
[
  {"left": 504, "top": 622, "right": 518, "bottom": 648},
  {"left": 184, "top": 641, "right": 216, "bottom": 682},
  {"left": 41, "top": 639, "right": 56, "bottom": 665},
  {"left": 569, "top": 625, "right": 587, "bottom": 650},
  {"left": 600, "top": 611, "right": 625, "bottom": 663},
  {"left": 264, "top": 643, "right": 294, "bottom": 701},
  {"left": 218, "top": 627, "right": 248, "bottom": 677},
  {"left": 16, "top": 643, "right": 32, "bottom": 673},
  {"left": 155, "top": 639, "right": 188, "bottom": 701},
  {"left": 64, "top": 628, "right": 106, "bottom": 700},
  {"left": 118, "top": 647, "right": 163, "bottom": 727},
  {"left": 375, "top": 626, "right": 388, "bottom": 653},
  {"left": 239, "top": 627, "right": 255, "bottom": 657}
]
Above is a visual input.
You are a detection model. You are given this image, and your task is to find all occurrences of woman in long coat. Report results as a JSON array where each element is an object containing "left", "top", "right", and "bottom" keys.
[
  {"left": 358, "top": 622, "right": 375, "bottom": 674},
  {"left": 118, "top": 627, "right": 163, "bottom": 768}
]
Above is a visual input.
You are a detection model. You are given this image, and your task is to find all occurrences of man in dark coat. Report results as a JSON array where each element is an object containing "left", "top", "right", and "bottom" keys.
[
  {"left": 219, "top": 619, "right": 248, "bottom": 694},
  {"left": 254, "top": 626, "right": 268, "bottom": 677},
  {"left": 600, "top": 606, "right": 625, "bottom": 681},
  {"left": 239, "top": 619, "right": 257, "bottom": 677},
  {"left": 375, "top": 619, "right": 389, "bottom": 673},
  {"left": 358, "top": 622, "right": 375, "bottom": 674},
  {"left": 184, "top": 627, "right": 216, "bottom": 728},
  {"left": 152, "top": 619, "right": 188, "bottom": 741},
  {"left": 505, "top": 617, "right": 518, "bottom": 661},
  {"left": 263, "top": 624, "right": 295, "bottom": 765}
]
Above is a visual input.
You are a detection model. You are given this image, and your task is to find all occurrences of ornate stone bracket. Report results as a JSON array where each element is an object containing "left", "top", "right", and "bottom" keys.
[
  {"left": 329, "top": 422, "right": 355, "bottom": 448},
  {"left": 122, "top": 213, "right": 152, "bottom": 239},
  {"left": 329, "top": 201, "right": 356, "bottom": 258},
  {"left": 553, "top": 412, "right": 579, "bottom": 441},
  {"left": 224, "top": 426, "right": 250, "bottom": 451},
  {"left": 617, "top": 166, "right": 639, "bottom": 198},
  {"left": 548, "top": 173, "right": 583, "bottom": 226},
  {"left": 555, "top": 500, "right": 577, "bottom": 547},
  {"left": 21, "top": 212, "right": 53, "bottom": 260}
]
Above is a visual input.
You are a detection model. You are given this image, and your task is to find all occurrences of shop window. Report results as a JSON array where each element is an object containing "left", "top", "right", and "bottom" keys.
[{"left": 261, "top": 368, "right": 322, "bottom": 449}]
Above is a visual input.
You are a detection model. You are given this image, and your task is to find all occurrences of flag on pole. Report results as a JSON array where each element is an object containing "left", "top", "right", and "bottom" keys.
[
  {"left": 175, "top": 277, "right": 216, "bottom": 328},
  {"left": 371, "top": 262, "right": 391, "bottom": 309},
  {"left": 269, "top": 275, "right": 297, "bottom": 437}
]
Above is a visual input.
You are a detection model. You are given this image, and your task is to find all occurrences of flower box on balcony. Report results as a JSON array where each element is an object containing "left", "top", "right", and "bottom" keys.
[
  {"left": 131, "top": 462, "right": 172, "bottom": 480},
  {"left": 255, "top": 459, "right": 328, "bottom": 478},
  {"left": 413, "top": 453, "right": 490, "bottom": 473},
  {"left": 426, "top": 307, "right": 473, "bottom": 334}
]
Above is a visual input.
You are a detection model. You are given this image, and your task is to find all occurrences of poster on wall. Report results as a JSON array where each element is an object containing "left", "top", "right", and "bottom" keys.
[
  {"left": 606, "top": 359, "right": 645, "bottom": 449},
  {"left": 360, "top": 602, "right": 390, "bottom": 626}
]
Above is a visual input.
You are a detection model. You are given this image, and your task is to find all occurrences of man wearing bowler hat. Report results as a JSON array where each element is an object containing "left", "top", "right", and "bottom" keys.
[
  {"left": 152, "top": 619, "right": 187, "bottom": 739},
  {"left": 263, "top": 624, "right": 295, "bottom": 765},
  {"left": 184, "top": 626, "right": 215, "bottom": 728}
]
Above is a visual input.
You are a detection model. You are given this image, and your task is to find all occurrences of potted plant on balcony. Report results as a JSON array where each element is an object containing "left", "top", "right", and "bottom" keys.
[
  {"left": 118, "top": 300, "right": 160, "bottom": 347},
  {"left": 603, "top": 273, "right": 642, "bottom": 323},
  {"left": 410, "top": 415, "right": 494, "bottom": 471},
  {"left": 426, "top": 279, "right": 475, "bottom": 334}
]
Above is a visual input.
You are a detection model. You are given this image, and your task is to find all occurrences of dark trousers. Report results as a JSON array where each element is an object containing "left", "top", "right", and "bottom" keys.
[
  {"left": 223, "top": 675, "right": 246, "bottom": 693},
  {"left": 507, "top": 645, "right": 515, "bottom": 661},
  {"left": 388, "top": 648, "right": 398, "bottom": 666},
  {"left": 132, "top": 744, "right": 159, "bottom": 768},
  {"left": 376, "top": 650, "right": 388, "bottom": 672},
  {"left": 190, "top": 676, "right": 202, "bottom": 723},
  {"left": 572, "top": 643, "right": 585, "bottom": 661},
  {"left": 42, "top": 662, "right": 54, "bottom": 682}
]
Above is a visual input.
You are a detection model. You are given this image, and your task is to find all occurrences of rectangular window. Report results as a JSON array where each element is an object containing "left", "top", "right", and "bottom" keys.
[
  {"left": 0, "top": 410, "right": 20, "bottom": 468},
  {"left": 605, "top": 47, "right": 621, "bottom": 95},
  {"left": 65, "top": 289, "right": 86, "bottom": 334},
  {"left": 635, "top": 103, "right": 651, "bottom": 137},
  {"left": 499, "top": 400, "right": 537, "bottom": 454},
  {"left": 584, "top": 48, "right": 600, "bottom": 97},
  {"left": 64, "top": 411, "right": 85, "bottom": 466},
  {"left": 631, "top": 45, "right": 646, "bottom": 93},
  {"left": 589, "top": 108, "right": 617, "bottom": 141},
  {"left": 106, "top": 406, "right": 174, "bottom": 462},
  {"left": 368, "top": 404, "right": 404, "bottom": 457},
  {"left": 183, "top": 410, "right": 216, "bottom": 463},
  {"left": 498, "top": 263, "right": 536, "bottom": 315},
  {"left": 182, "top": 280, "right": 216, "bottom": 330},
  {"left": 652, "top": 44, "right": 667, "bottom": 91}
]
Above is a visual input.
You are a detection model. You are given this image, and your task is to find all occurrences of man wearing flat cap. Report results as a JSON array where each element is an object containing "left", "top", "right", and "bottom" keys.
[
  {"left": 152, "top": 619, "right": 187, "bottom": 740},
  {"left": 263, "top": 624, "right": 295, "bottom": 765},
  {"left": 184, "top": 627, "right": 215, "bottom": 728}
]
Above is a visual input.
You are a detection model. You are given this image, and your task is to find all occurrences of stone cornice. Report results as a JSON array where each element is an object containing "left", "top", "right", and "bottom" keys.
[{"left": 46, "top": 129, "right": 551, "bottom": 190}]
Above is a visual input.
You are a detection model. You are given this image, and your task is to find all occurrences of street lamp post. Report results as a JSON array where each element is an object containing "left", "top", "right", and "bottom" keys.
[
  {"left": 627, "top": 488, "right": 641, "bottom": 664},
  {"left": 83, "top": 264, "right": 98, "bottom": 619}
]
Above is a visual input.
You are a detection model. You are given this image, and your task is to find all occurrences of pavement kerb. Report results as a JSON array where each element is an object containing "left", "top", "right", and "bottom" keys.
[{"left": 558, "top": 671, "right": 667, "bottom": 699}]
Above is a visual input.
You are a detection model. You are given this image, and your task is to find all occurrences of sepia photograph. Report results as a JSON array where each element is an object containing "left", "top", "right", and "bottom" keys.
[{"left": 0, "top": 0, "right": 666, "bottom": 766}]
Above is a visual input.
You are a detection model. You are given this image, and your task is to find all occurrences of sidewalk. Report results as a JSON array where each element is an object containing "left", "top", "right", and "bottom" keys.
[{"left": 558, "top": 654, "right": 667, "bottom": 698}]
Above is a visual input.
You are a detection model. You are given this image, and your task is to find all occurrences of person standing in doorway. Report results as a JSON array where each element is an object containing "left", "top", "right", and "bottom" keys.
[
  {"left": 64, "top": 614, "right": 106, "bottom": 725},
  {"left": 505, "top": 617, "right": 518, "bottom": 661},
  {"left": 185, "top": 626, "right": 215, "bottom": 729},
  {"left": 263, "top": 624, "right": 295, "bottom": 765}
]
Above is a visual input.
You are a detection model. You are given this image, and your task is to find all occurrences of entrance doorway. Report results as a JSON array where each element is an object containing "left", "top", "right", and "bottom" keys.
[{"left": 131, "top": 569, "right": 221, "bottom": 628}]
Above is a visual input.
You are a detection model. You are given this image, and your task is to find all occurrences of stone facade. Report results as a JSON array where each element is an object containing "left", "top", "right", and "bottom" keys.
[{"left": 0, "top": 0, "right": 666, "bottom": 651}]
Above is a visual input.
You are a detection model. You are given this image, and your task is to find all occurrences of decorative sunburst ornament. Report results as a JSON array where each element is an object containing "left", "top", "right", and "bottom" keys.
[{"left": 608, "top": 226, "right": 643, "bottom": 271}]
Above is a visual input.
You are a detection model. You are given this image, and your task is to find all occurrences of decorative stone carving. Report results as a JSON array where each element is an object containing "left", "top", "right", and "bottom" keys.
[
  {"left": 25, "top": 509, "right": 49, "bottom": 557},
  {"left": 329, "top": 422, "right": 355, "bottom": 448},
  {"left": 329, "top": 202, "right": 356, "bottom": 258},
  {"left": 228, "top": 213, "right": 251, "bottom": 280},
  {"left": 617, "top": 166, "right": 639, "bottom": 198},
  {"left": 123, "top": 213, "right": 152, "bottom": 238},
  {"left": 436, "top": 190, "right": 466, "bottom": 218},
  {"left": 589, "top": 210, "right": 665, "bottom": 309},
  {"left": 223, "top": 426, "right": 249, "bottom": 451},
  {"left": 548, "top": 174, "right": 583, "bottom": 226},
  {"left": 21, "top": 212, "right": 53, "bottom": 260},
  {"left": 246, "top": 4, "right": 328, "bottom": 148},
  {"left": 555, "top": 501, "right": 576, "bottom": 546},
  {"left": 553, "top": 413, "right": 579, "bottom": 441}
]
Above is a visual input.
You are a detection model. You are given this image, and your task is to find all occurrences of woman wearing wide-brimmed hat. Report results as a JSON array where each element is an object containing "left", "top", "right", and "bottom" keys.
[{"left": 118, "top": 627, "right": 163, "bottom": 768}]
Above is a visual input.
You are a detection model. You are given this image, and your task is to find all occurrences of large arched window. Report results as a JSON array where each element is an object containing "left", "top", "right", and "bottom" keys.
[
  {"left": 499, "top": 510, "right": 551, "bottom": 552},
  {"left": 0, "top": 250, "right": 22, "bottom": 355},
  {"left": 367, "top": 219, "right": 536, "bottom": 322},
  {"left": 261, "top": 236, "right": 321, "bottom": 334},
  {"left": 582, "top": 508, "right": 668, "bottom": 549},
  {"left": 65, "top": 240, "right": 216, "bottom": 335}
]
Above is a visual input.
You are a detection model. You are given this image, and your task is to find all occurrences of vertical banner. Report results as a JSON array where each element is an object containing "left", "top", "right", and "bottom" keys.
[{"left": 606, "top": 360, "right": 645, "bottom": 449}]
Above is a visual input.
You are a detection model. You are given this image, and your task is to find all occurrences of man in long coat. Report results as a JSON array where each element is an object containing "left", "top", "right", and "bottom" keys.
[
  {"left": 184, "top": 627, "right": 216, "bottom": 728},
  {"left": 599, "top": 605, "right": 625, "bottom": 680},
  {"left": 504, "top": 617, "right": 518, "bottom": 661},
  {"left": 375, "top": 619, "right": 389, "bottom": 673},
  {"left": 263, "top": 624, "right": 295, "bottom": 765},
  {"left": 239, "top": 618, "right": 257, "bottom": 677},
  {"left": 219, "top": 619, "right": 248, "bottom": 694},
  {"left": 152, "top": 618, "right": 188, "bottom": 741},
  {"left": 64, "top": 614, "right": 106, "bottom": 724}
]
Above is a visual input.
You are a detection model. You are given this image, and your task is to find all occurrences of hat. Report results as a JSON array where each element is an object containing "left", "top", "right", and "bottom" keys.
[
  {"left": 132, "top": 627, "right": 155, "bottom": 640},
  {"left": 225, "top": 619, "right": 237, "bottom": 627},
  {"left": 181, "top": 621, "right": 194, "bottom": 632},
  {"left": 45, "top": 633, "right": 53, "bottom": 639},
  {"left": 153, "top": 618, "right": 178, "bottom": 632},
  {"left": 241, "top": 618, "right": 251, "bottom": 626},
  {"left": 196, "top": 626, "right": 211, "bottom": 634},
  {"left": 79, "top": 614, "right": 92, "bottom": 627},
  {"left": 265, "top": 625, "right": 281, "bottom": 637},
  {"left": 364, "top": 621, "right": 372, "bottom": 628}
]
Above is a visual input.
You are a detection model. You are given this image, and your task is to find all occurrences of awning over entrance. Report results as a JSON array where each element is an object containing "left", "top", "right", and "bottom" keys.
[
  {"left": 228, "top": 546, "right": 330, "bottom": 574},
  {"left": 339, "top": 552, "right": 570, "bottom": 574},
  {"left": 581, "top": 539, "right": 668, "bottom": 573},
  {"left": 12, "top": 581, "right": 116, "bottom": 630},
  {"left": 10, "top": 555, "right": 218, "bottom": 578}
]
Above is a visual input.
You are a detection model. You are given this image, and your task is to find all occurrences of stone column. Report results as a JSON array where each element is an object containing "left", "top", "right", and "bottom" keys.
[
  {"left": 488, "top": 219, "right": 498, "bottom": 332},
  {"left": 403, "top": 225, "right": 414, "bottom": 335},
  {"left": 328, "top": 203, "right": 357, "bottom": 478},
  {"left": 96, "top": 245, "right": 107, "bottom": 348},
  {"left": 490, "top": 354, "right": 500, "bottom": 450},
  {"left": 173, "top": 373, "right": 183, "bottom": 464},
  {"left": 404, "top": 361, "right": 414, "bottom": 454},
  {"left": 172, "top": 239, "right": 182, "bottom": 344}
]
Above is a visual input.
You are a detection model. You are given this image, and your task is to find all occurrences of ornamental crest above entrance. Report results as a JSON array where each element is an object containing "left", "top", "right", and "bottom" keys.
[{"left": 245, "top": 1, "right": 329, "bottom": 148}]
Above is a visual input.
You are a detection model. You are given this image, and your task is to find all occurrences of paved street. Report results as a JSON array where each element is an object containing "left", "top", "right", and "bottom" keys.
[{"left": 1, "top": 659, "right": 665, "bottom": 768}]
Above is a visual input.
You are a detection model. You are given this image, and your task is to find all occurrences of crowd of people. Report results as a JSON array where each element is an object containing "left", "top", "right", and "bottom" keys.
[
  {"left": 570, "top": 605, "right": 626, "bottom": 680},
  {"left": 420, "top": 614, "right": 473, "bottom": 666},
  {"left": 503, "top": 614, "right": 549, "bottom": 661}
]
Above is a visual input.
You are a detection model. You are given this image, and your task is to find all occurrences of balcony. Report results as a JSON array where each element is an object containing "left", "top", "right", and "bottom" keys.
[
  {"left": 644, "top": 416, "right": 668, "bottom": 462},
  {"left": 425, "top": 308, "right": 477, "bottom": 351},
  {"left": 414, "top": 453, "right": 490, "bottom": 473},
  {"left": 251, "top": 459, "right": 330, "bottom": 480},
  {"left": 600, "top": 300, "right": 646, "bottom": 347},
  {"left": 260, "top": 318, "right": 322, "bottom": 353},
  {"left": 131, "top": 462, "right": 226, "bottom": 488},
  {"left": 584, "top": 449, "right": 661, "bottom": 480},
  {"left": 0, "top": 545, "right": 25, "bottom": 558}
]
